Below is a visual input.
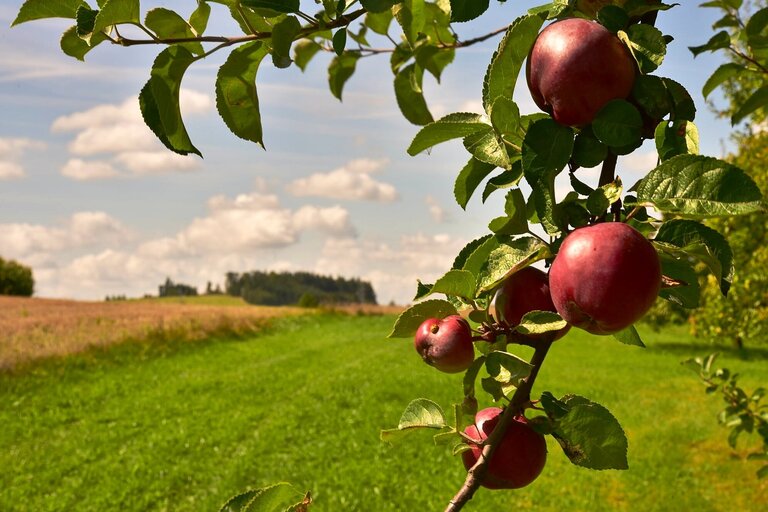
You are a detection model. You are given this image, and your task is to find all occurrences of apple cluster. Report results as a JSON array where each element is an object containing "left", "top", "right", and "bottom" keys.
[{"left": 410, "top": 13, "right": 663, "bottom": 492}]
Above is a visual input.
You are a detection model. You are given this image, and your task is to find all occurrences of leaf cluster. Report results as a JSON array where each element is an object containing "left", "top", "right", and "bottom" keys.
[{"left": 682, "top": 353, "right": 768, "bottom": 479}]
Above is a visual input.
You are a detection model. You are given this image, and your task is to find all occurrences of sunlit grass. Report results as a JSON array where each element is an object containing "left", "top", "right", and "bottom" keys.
[{"left": 1, "top": 315, "right": 766, "bottom": 511}]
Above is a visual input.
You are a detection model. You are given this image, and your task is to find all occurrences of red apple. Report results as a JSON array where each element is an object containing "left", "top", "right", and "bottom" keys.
[
  {"left": 493, "top": 266, "right": 570, "bottom": 342},
  {"left": 461, "top": 407, "right": 547, "bottom": 489},
  {"left": 414, "top": 315, "right": 474, "bottom": 373},
  {"left": 548, "top": 222, "right": 662, "bottom": 335},
  {"left": 526, "top": 17, "right": 637, "bottom": 127}
]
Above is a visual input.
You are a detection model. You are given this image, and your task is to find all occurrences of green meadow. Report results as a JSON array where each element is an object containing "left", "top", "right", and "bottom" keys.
[{"left": 2, "top": 313, "right": 766, "bottom": 511}]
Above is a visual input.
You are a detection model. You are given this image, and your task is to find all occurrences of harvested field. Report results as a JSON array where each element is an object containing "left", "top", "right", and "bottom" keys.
[{"left": 0, "top": 296, "right": 304, "bottom": 370}]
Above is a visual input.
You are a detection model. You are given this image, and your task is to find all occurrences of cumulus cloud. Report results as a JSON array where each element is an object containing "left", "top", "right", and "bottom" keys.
[
  {"left": 0, "top": 211, "right": 131, "bottom": 259},
  {"left": 287, "top": 158, "right": 398, "bottom": 202},
  {"left": 314, "top": 233, "right": 468, "bottom": 305},
  {"left": 61, "top": 159, "right": 120, "bottom": 180},
  {"left": 0, "top": 137, "right": 46, "bottom": 180},
  {"left": 425, "top": 195, "right": 450, "bottom": 223},
  {"left": 138, "top": 190, "right": 357, "bottom": 257},
  {"left": 51, "top": 91, "right": 210, "bottom": 179}
]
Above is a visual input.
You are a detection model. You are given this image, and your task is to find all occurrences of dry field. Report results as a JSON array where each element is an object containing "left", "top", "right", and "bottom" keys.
[{"left": 0, "top": 296, "right": 305, "bottom": 371}]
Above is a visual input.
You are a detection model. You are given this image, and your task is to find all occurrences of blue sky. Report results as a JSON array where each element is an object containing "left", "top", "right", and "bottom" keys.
[{"left": 0, "top": 1, "right": 732, "bottom": 304}]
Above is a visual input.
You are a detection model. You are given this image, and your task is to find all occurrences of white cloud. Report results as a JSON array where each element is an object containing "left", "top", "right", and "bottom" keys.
[
  {"left": 287, "top": 158, "right": 398, "bottom": 202},
  {"left": 51, "top": 91, "right": 210, "bottom": 179},
  {"left": 0, "top": 161, "right": 24, "bottom": 180},
  {"left": 619, "top": 150, "right": 659, "bottom": 174},
  {"left": 114, "top": 151, "right": 200, "bottom": 174},
  {"left": 314, "top": 233, "right": 468, "bottom": 305},
  {"left": 0, "top": 211, "right": 131, "bottom": 259},
  {"left": 61, "top": 159, "right": 121, "bottom": 180},
  {"left": 425, "top": 195, "right": 449, "bottom": 223},
  {"left": 0, "top": 137, "right": 46, "bottom": 180},
  {"left": 293, "top": 205, "right": 356, "bottom": 236}
]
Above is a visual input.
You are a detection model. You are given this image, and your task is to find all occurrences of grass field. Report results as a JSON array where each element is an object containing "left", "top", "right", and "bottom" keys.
[{"left": 2, "top": 310, "right": 767, "bottom": 511}]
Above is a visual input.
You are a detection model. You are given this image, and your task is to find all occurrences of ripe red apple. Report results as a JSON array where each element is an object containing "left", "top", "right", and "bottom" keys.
[
  {"left": 493, "top": 266, "right": 570, "bottom": 342},
  {"left": 548, "top": 222, "right": 661, "bottom": 335},
  {"left": 414, "top": 315, "right": 474, "bottom": 373},
  {"left": 461, "top": 407, "right": 547, "bottom": 489},
  {"left": 526, "top": 17, "right": 637, "bottom": 127}
]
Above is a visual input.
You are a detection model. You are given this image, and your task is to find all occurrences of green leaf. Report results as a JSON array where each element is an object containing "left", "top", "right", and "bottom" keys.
[
  {"left": 328, "top": 53, "right": 360, "bottom": 100},
  {"left": 516, "top": 311, "right": 568, "bottom": 335},
  {"left": 482, "top": 164, "right": 524, "bottom": 203},
  {"left": 654, "top": 218, "right": 734, "bottom": 296},
  {"left": 12, "top": 0, "right": 85, "bottom": 26},
  {"left": 485, "top": 351, "right": 533, "bottom": 389},
  {"left": 482, "top": 13, "right": 546, "bottom": 114},
  {"left": 731, "top": 85, "right": 768, "bottom": 125},
  {"left": 75, "top": 5, "right": 97, "bottom": 37},
  {"left": 93, "top": 0, "right": 140, "bottom": 34},
  {"left": 139, "top": 46, "right": 201, "bottom": 156},
  {"left": 636, "top": 155, "right": 765, "bottom": 218},
  {"left": 361, "top": 0, "right": 399, "bottom": 14},
  {"left": 489, "top": 96, "right": 521, "bottom": 148},
  {"left": 429, "top": 270, "right": 476, "bottom": 300},
  {"left": 586, "top": 177, "right": 623, "bottom": 216},
  {"left": 452, "top": 235, "right": 493, "bottom": 271},
  {"left": 688, "top": 30, "right": 731, "bottom": 57},
  {"left": 553, "top": 395, "right": 629, "bottom": 470},
  {"left": 654, "top": 120, "right": 699, "bottom": 162},
  {"left": 393, "top": 0, "right": 426, "bottom": 47},
  {"left": 293, "top": 40, "right": 322, "bottom": 71},
  {"left": 592, "top": 100, "right": 643, "bottom": 149},
  {"left": 463, "top": 128, "right": 510, "bottom": 169},
  {"left": 663, "top": 78, "right": 696, "bottom": 121},
  {"left": 381, "top": 398, "right": 447, "bottom": 443},
  {"left": 658, "top": 252, "right": 700, "bottom": 308},
  {"left": 449, "top": 0, "right": 490, "bottom": 22},
  {"left": 271, "top": 15, "right": 302, "bottom": 68},
  {"left": 388, "top": 299, "right": 458, "bottom": 338},
  {"left": 572, "top": 127, "right": 608, "bottom": 169},
  {"left": 477, "top": 236, "right": 551, "bottom": 293},
  {"left": 332, "top": 28, "right": 347, "bottom": 56},
  {"left": 702, "top": 63, "right": 748, "bottom": 99},
  {"left": 145, "top": 8, "right": 204, "bottom": 55},
  {"left": 631, "top": 75, "right": 671, "bottom": 120},
  {"left": 522, "top": 119, "right": 573, "bottom": 235},
  {"left": 189, "top": 1, "right": 211, "bottom": 36},
  {"left": 612, "top": 325, "right": 645, "bottom": 347},
  {"left": 597, "top": 5, "right": 629, "bottom": 32},
  {"left": 394, "top": 64, "right": 434, "bottom": 126},
  {"left": 488, "top": 188, "right": 528, "bottom": 235},
  {"left": 215, "top": 41, "right": 269, "bottom": 149},
  {"left": 366, "top": 9, "right": 394, "bottom": 34},
  {"left": 757, "top": 464, "right": 768, "bottom": 480},
  {"left": 620, "top": 24, "right": 666, "bottom": 73},
  {"left": 240, "top": 0, "right": 300, "bottom": 13},
  {"left": 60, "top": 24, "right": 107, "bottom": 61},
  {"left": 408, "top": 113, "right": 490, "bottom": 156},
  {"left": 219, "top": 483, "right": 307, "bottom": 512},
  {"left": 522, "top": 118, "right": 574, "bottom": 181}
]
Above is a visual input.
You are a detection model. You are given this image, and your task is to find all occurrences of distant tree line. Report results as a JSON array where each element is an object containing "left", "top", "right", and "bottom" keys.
[
  {"left": 225, "top": 271, "right": 377, "bottom": 306},
  {"left": 0, "top": 257, "right": 34, "bottom": 296},
  {"left": 159, "top": 277, "right": 198, "bottom": 297}
]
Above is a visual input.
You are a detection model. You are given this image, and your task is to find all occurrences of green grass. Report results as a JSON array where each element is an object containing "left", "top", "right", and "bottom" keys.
[
  {"left": 136, "top": 295, "right": 254, "bottom": 307},
  {"left": 2, "top": 315, "right": 767, "bottom": 511}
]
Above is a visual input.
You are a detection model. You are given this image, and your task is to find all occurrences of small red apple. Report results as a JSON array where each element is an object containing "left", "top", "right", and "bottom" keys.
[
  {"left": 493, "top": 266, "right": 570, "bottom": 342},
  {"left": 526, "top": 17, "right": 637, "bottom": 127},
  {"left": 548, "top": 222, "right": 662, "bottom": 335},
  {"left": 461, "top": 407, "right": 547, "bottom": 489},
  {"left": 414, "top": 315, "right": 474, "bottom": 373}
]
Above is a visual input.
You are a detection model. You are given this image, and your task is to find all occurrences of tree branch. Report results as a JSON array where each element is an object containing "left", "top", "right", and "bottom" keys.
[{"left": 444, "top": 342, "right": 552, "bottom": 512}]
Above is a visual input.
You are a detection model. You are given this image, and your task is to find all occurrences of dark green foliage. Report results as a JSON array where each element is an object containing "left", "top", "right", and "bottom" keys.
[
  {"left": 0, "top": 257, "right": 34, "bottom": 296},
  {"left": 225, "top": 270, "right": 377, "bottom": 306},
  {"left": 158, "top": 277, "right": 198, "bottom": 297}
]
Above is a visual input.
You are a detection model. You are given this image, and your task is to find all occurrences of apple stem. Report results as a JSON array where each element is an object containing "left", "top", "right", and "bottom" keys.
[{"left": 444, "top": 342, "right": 552, "bottom": 512}]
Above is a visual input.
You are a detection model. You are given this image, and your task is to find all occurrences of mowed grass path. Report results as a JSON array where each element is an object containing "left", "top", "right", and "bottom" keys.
[{"left": 2, "top": 314, "right": 767, "bottom": 511}]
